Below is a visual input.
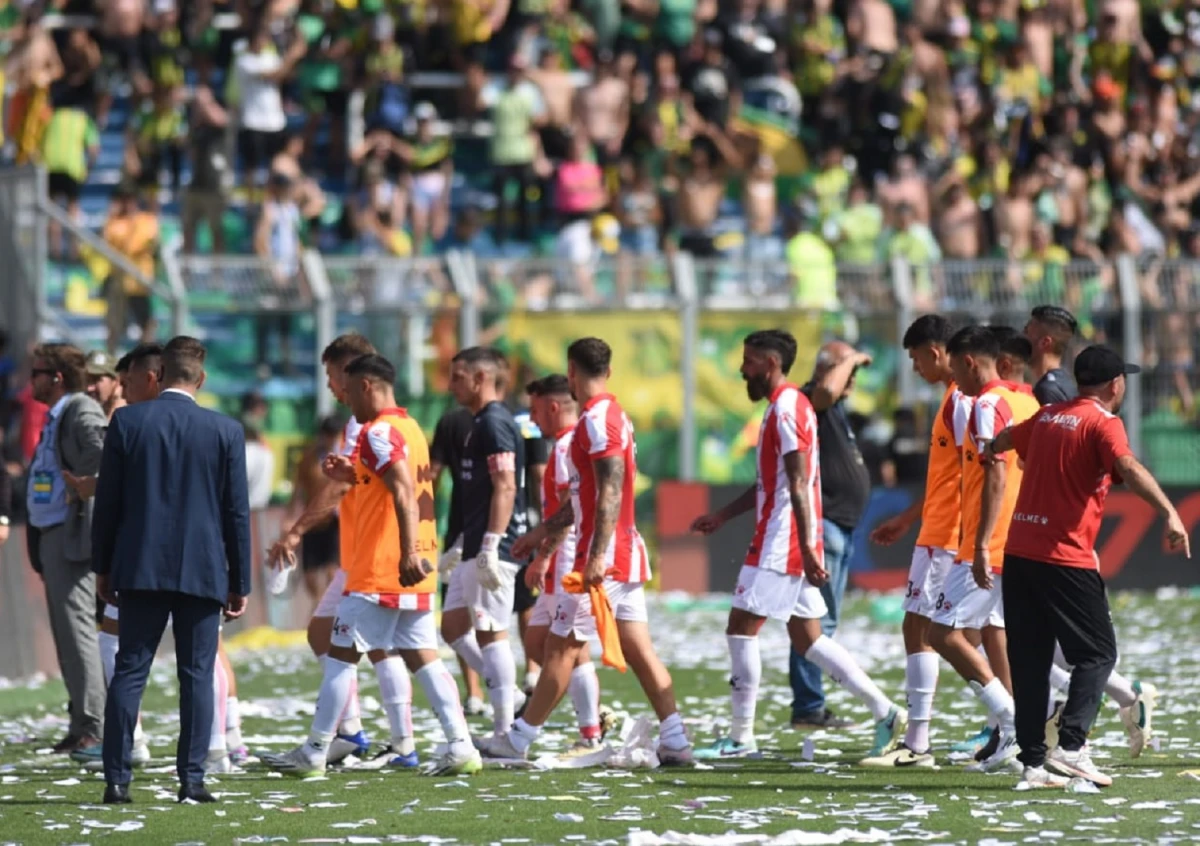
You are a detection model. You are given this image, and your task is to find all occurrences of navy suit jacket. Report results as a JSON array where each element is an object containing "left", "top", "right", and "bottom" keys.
[{"left": 91, "top": 390, "right": 253, "bottom": 604}]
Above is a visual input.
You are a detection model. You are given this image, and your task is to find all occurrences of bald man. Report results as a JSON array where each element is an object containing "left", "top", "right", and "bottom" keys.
[{"left": 789, "top": 341, "right": 874, "bottom": 730}]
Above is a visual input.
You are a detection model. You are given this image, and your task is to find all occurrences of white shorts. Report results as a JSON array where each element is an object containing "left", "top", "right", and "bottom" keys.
[
  {"left": 443, "top": 558, "right": 521, "bottom": 632},
  {"left": 902, "top": 546, "right": 957, "bottom": 618},
  {"left": 932, "top": 564, "right": 1004, "bottom": 631},
  {"left": 528, "top": 590, "right": 557, "bottom": 628},
  {"left": 550, "top": 578, "right": 647, "bottom": 641},
  {"left": 314, "top": 568, "right": 348, "bottom": 619},
  {"left": 330, "top": 594, "right": 438, "bottom": 652},
  {"left": 411, "top": 171, "right": 447, "bottom": 211},
  {"left": 731, "top": 565, "right": 828, "bottom": 622}
]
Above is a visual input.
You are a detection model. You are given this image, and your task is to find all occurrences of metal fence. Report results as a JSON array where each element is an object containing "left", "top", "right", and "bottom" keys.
[{"left": 0, "top": 167, "right": 48, "bottom": 360}]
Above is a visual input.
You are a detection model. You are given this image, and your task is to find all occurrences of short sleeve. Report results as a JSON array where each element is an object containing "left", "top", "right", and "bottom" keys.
[
  {"left": 362, "top": 420, "right": 407, "bottom": 475},
  {"left": 340, "top": 417, "right": 362, "bottom": 461},
  {"left": 971, "top": 394, "right": 1013, "bottom": 451},
  {"left": 1095, "top": 414, "right": 1133, "bottom": 477},
  {"left": 944, "top": 390, "right": 973, "bottom": 448},
  {"left": 1007, "top": 415, "right": 1036, "bottom": 459},
  {"left": 482, "top": 414, "right": 518, "bottom": 458},
  {"left": 1034, "top": 378, "right": 1070, "bottom": 406},
  {"left": 553, "top": 441, "right": 573, "bottom": 491},
  {"left": 776, "top": 390, "right": 810, "bottom": 456},
  {"left": 584, "top": 404, "right": 625, "bottom": 460}
]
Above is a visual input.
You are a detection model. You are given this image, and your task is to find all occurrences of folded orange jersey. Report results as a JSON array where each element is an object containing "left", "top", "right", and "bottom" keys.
[{"left": 561, "top": 572, "right": 627, "bottom": 673}]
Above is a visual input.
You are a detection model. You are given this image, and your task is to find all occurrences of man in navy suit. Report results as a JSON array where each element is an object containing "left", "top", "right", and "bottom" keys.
[{"left": 92, "top": 336, "right": 252, "bottom": 805}]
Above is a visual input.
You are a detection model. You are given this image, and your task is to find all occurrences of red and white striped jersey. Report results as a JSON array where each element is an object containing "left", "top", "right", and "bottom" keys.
[
  {"left": 540, "top": 426, "right": 577, "bottom": 594},
  {"left": 745, "top": 383, "right": 824, "bottom": 575},
  {"left": 570, "top": 393, "right": 651, "bottom": 583}
]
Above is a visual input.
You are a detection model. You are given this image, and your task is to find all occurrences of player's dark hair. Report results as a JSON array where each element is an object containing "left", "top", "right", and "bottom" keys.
[
  {"left": 161, "top": 336, "right": 207, "bottom": 386},
  {"left": 32, "top": 343, "right": 88, "bottom": 392},
  {"left": 1000, "top": 334, "right": 1033, "bottom": 364},
  {"left": 567, "top": 337, "right": 612, "bottom": 377},
  {"left": 744, "top": 329, "right": 798, "bottom": 374},
  {"left": 321, "top": 332, "right": 376, "bottom": 365},
  {"left": 126, "top": 342, "right": 163, "bottom": 371},
  {"left": 538, "top": 373, "right": 572, "bottom": 398},
  {"left": 1030, "top": 305, "right": 1077, "bottom": 356},
  {"left": 115, "top": 352, "right": 132, "bottom": 373},
  {"left": 453, "top": 346, "right": 507, "bottom": 370},
  {"left": 318, "top": 415, "right": 344, "bottom": 438},
  {"left": 344, "top": 353, "right": 396, "bottom": 384},
  {"left": 525, "top": 376, "right": 544, "bottom": 396},
  {"left": 946, "top": 325, "right": 1001, "bottom": 360},
  {"left": 902, "top": 314, "right": 955, "bottom": 349}
]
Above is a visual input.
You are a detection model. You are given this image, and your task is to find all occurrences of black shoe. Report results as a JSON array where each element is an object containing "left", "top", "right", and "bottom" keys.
[
  {"left": 974, "top": 726, "right": 1001, "bottom": 762},
  {"left": 103, "top": 784, "right": 132, "bottom": 804},
  {"left": 791, "top": 708, "right": 855, "bottom": 730},
  {"left": 177, "top": 783, "right": 217, "bottom": 804},
  {"left": 52, "top": 733, "right": 82, "bottom": 754}
]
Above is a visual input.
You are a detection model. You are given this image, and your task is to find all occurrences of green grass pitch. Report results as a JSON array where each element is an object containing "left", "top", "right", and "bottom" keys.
[{"left": 2, "top": 592, "right": 1199, "bottom": 845}]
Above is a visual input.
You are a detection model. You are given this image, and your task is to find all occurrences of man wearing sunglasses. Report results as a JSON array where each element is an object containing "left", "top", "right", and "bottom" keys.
[{"left": 25, "top": 343, "right": 108, "bottom": 755}]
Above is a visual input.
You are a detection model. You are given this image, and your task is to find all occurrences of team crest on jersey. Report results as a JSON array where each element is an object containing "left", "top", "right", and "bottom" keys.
[{"left": 938, "top": 436, "right": 948, "bottom": 448}]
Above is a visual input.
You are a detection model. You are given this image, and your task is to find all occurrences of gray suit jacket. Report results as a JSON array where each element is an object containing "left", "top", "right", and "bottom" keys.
[{"left": 54, "top": 392, "right": 107, "bottom": 562}]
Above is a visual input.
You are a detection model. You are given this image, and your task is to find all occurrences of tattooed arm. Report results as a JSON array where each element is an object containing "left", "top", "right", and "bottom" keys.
[
  {"left": 583, "top": 455, "right": 625, "bottom": 584},
  {"left": 783, "top": 450, "right": 826, "bottom": 586},
  {"left": 512, "top": 496, "right": 575, "bottom": 560}
]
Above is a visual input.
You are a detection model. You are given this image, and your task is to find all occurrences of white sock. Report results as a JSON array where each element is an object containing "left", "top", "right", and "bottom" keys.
[
  {"left": 336, "top": 659, "right": 363, "bottom": 736},
  {"left": 309, "top": 658, "right": 356, "bottom": 752},
  {"left": 805, "top": 634, "right": 893, "bottom": 721},
  {"left": 511, "top": 716, "right": 540, "bottom": 754},
  {"left": 451, "top": 632, "right": 487, "bottom": 676},
  {"left": 659, "top": 711, "right": 689, "bottom": 751},
  {"left": 225, "top": 695, "right": 243, "bottom": 749},
  {"left": 1104, "top": 667, "right": 1138, "bottom": 708},
  {"left": 481, "top": 640, "right": 517, "bottom": 735},
  {"left": 99, "top": 631, "right": 118, "bottom": 687},
  {"left": 727, "top": 635, "right": 761, "bottom": 745},
  {"left": 414, "top": 660, "right": 471, "bottom": 747},
  {"left": 972, "top": 678, "right": 1015, "bottom": 735},
  {"left": 374, "top": 656, "right": 414, "bottom": 754},
  {"left": 133, "top": 719, "right": 145, "bottom": 746},
  {"left": 1049, "top": 662, "right": 1072, "bottom": 696},
  {"left": 209, "top": 658, "right": 229, "bottom": 754},
  {"left": 525, "top": 669, "right": 541, "bottom": 691},
  {"left": 904, "top": 652, "right": 939, "bottom": 753},
  {"left": 568, "top": 662, "right": 602, "bottom": 740}
]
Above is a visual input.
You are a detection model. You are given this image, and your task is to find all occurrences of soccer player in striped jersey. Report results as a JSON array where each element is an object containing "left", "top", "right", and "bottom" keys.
[
  {"left": 867, "top": 315, "right": 973, "bottom": 766},
  {"left": 690, "top": 330, "right": 906, "bottom": 760},
  {"left": 479, "top": 337, "right": 693, "bottom": 764}
]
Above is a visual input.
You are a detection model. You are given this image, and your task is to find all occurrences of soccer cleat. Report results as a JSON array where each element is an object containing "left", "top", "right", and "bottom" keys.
[
  {"left": 860, "top": 743, "right": 935, "bottom": 768},
  {"left": 974, "top": 726, "right": 1001, "bottom": 762},
  {"left": 464, "top": 696, "right": 488, "bottom": 716},
  {"left": 867, "top": 706, "right": 907, "bottom": 758},
  {"left": 694, "top": 737, "right": 759, "bottom": 760},
  {"left": 559, "top": 737, "right": 604, "bottom": 759},
  {"left": 423, "top": 746, "right": 483, "bottom": 776},
  {"left": 966, "top": 731, "right": 1020, "bottom": 773},
  {"left": 1045, "top": 744, "right": 1112, "bottom": 787},
  {"left": 1021, "top": 765, "right": 1070, "bottom": 788},
  {"left": 599, "top": 707, "right": 620, "bottom": 739},
  {"left": 656, "top": 743, "right": 695, "bottom": 767},
  {"left": 476, "top": 732, "right": 527, "bottom": 760},
  {"left": 1119, "top": 681, "right": 1157, "bottom": 759},
  {"left": 387, "top": 749, "right": 420, "bottom": 768},
  {"left": 263, "top": 745, "right": 327, "bottom": 778},
  {"left": 952, "top": 724, "right": 994, "bottom": 754},
  {"left": 1045, "top": 701, "right": 1064, "bottom": 752},
  {"left": 326, "top": 730, "right": 371, "bottom": 764},
  {"left": 204, "top": 751, "right": 234, "bottom": 775}
]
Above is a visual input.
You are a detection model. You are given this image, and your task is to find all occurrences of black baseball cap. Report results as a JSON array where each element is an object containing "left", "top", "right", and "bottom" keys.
[{"left": 1074, "top": 345, "right": 1140, "bottom": 387}]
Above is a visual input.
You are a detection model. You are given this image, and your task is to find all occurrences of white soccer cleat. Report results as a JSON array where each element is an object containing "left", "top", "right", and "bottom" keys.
[
  {"left": 263, "top": 745, "right": 327, "bottom": 778},
  {"left": 966, "top": 731, "right": 1021, "bottom": 773},
  {"left": 1045, "top": 744, "right": 1112, "bottom": 787},
  {"left": 1119, "top": 681, "right": 1157, "bottom": 759},
  {"left": 656, "top": 742, "right": 695, "bottom": 767},
  {"left": 204, "top": 750, "right": 234, "bottom": 775},
  {"left": 475, "top": 732, "right": 528, "bottom": 761},
  {"left": 1020, "top": 765, "right": 1070, "bottom": 788},
  {"left": 423, "top": 745, "right": 483, "bottom": 776},
  {"left": 860, "top": 743, "right": 935, "bottom": 768}
]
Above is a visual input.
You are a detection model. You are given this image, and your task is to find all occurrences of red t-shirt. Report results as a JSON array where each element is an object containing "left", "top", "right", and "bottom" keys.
[{"left": 1004, "top": 398, "right": 1134, "bottom": 569}]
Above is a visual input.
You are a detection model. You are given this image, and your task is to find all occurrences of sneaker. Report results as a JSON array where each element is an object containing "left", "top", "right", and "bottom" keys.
[
  {"left": 326, "top": 730, "right": 371, "bottom": 764},
  {"left": 476, "top": 732, "right": 527, "bottom": 760},
  {"left": 387, "top": 749, "right": 420, "bottom": 768},
  {"left": 966, "top": 732, "right": 1020, "bottom": 773},
  {"left": 599, "top": 708, "right": 620, "bottom": 740},
  {"left": 264, "top": 744, "right": 327, "bottom": 778},
  {"left": 464, "top": 696, "right": 487, "bottom": 717},
  {"left": 1119, "top": 681, "right": 1157, "bottom": 759},
  {"left": 204, "top": 751, "right": 234, "bottom": 775},
  {"left": 860, "top": 743, "right": 935, "bottom": 768},
  {"left": 694, "top": 737, "right": 759, "bottom": 760},
  {"left": 791, "top": 708, "right": 854, "bottom": 730},
  {"left": 974, "top": 726, "right": 1001, "bottom": 762},
  {"left": 1045, "top": 745, "right": 1112, "bottom": 787},
  {"left": 1045, "top": 701, "right": 1064, "bottom": 753},
  {"left": 228, "top": 745, "right": 251, "bottom": 766},
  {"left": 70, "top": 743, "right": 104, "bottom": 766},
  {"left": 951, "top": 724, "right": 994, "bottom": 754},
  {"left": 1021, "top": 765, "right": 1070, "bottom": 788},
  {"left": 74, "top": 739, "right": 152, "bottom": 771},
  {"left": 424, "top": 745, "right": 483, "bottom": 776},
  {"left": 867, "top": 706, "right": 907, "bottom": 758},
  {"left": 559, "top": 738, "right": 603, "bottom": 759},
  {"left": 656, "top": 743, "right": 695, "bottom": 766}
]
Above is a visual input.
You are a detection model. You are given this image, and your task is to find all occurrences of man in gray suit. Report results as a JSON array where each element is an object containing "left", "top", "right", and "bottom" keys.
[{"left": 26, "top": 343, "right": 108, "bottom": 753}]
